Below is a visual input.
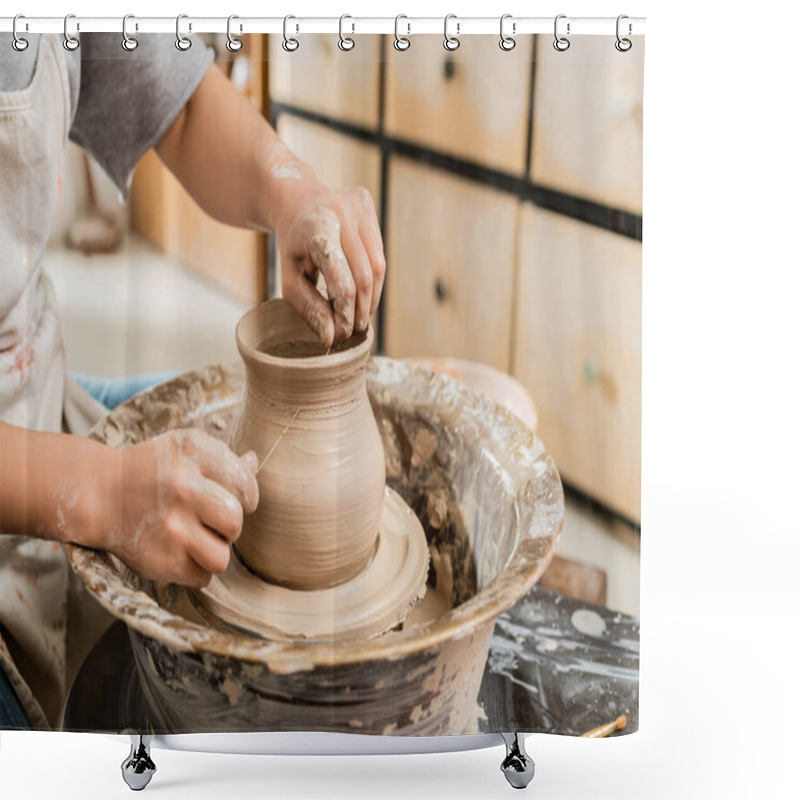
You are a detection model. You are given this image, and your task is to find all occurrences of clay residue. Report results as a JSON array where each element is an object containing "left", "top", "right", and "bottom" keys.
[
  {"left": 429, "top": 548, "right": 455, "bottom": 605},
  {"left": 284, "top": 208, "right": 356, "bottom": 338},
  {"left": 571, "top": 609, "right": 607, "bottom": 638},
  {"left": 399, "top": 585, "right": 452, "bottom": 631},
  {"left": 426, "top": 489, "right": 449, "bottom": 530},
  {"left": 269, "top": 162, "right": 302, "bottom": 181},
  {"left": 411, "top": 428, "right": 437, "bottom": 469},
  {"left": 89, "top": 364, "right": 242, "bottom": 450},
  {"left": 220, "top": 677, "right": 242, "bottom": 706}
]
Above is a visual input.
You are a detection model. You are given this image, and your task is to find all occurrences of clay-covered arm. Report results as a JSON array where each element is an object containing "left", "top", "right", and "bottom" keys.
[
  {"left": 154, "top": 64, "right": 385, "bottom": 347},
  {"left": 0, "top": 421, "right": 258, "bottom": 587}
]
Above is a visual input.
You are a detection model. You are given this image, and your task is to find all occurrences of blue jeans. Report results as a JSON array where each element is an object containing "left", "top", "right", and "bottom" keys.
[
  {"left": 0, "top": 665, "right": 31, "bottom": 729},
  {"left": 0, "top": 370, "right": 179, "bottom": 729},
  {"left": 72, "top": 370, "right": 179, "bottom": 410}
]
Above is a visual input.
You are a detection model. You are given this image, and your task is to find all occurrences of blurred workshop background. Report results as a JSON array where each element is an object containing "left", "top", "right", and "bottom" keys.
[{"left": 46, "top": 33, "right": 642, "bottom": 616}]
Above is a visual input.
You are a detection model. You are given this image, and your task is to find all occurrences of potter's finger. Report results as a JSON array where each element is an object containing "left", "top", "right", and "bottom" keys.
[
  {"left": 174, "top": 553, "right": 212, "bottom": 589},
  {"left": 156, "top": 547, "right": 211, "bottom": 589},
  {"left": 357, "top": 201, "right": 386, "bottom": 314},
  {"left": 183, "top": 523, "right": 231, "bottom": 576},
  {"left": 195, "top": 477, "right": 244, "bottom": 543},
  {"left": 306, "top": 220, "right": 356, "bottom": 341},
  {"left": 283, "top": 268, "right": 335, "bottom": 348},
  {"left": 191, "top": 434, "right": 259, "bottom": 514},
  {"left": 340, "top": 224, "right": 373, "bottom": 334},
  {"left": 238, "top": 451, "right": 260, "bottom": 511}
]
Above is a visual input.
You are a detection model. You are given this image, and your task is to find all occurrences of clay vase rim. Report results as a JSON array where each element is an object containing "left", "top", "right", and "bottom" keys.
[{"left": 236, "top": 298, "right": 373, "bottom": 372}]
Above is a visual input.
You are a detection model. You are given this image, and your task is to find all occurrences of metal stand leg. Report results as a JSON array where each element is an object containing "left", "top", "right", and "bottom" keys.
[
  {"left": 121, "top": 734, "right": 156, "bottom": 791},
  {"left": 500, "top": 732, "right": 535, "bottom": 789}
]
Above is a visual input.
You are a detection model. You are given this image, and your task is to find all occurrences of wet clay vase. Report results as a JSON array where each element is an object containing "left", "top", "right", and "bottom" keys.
[{"left": 230, "top": 299, "right": 386, "bottom": 591}]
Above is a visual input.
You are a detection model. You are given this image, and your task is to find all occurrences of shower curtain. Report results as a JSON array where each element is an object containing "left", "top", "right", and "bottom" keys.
[{"left": 0, "top": 24, "right": 643, "bottom": 743}]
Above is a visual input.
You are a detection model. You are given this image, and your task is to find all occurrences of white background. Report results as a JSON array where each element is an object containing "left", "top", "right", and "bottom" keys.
[{"left": 2, "top": 1, "right": 798, "bottom": 798}]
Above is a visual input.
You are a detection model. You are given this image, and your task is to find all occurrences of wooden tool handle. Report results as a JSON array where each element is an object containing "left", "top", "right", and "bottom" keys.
[{"left": 581, "top": 714, "right": 627, "bottom": 738}]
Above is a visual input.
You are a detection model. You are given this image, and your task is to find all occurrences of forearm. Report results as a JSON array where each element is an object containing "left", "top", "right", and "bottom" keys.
[
  {"left": 0, "top": 421, "right": 118, "bottom": 548},
  {"left": 155, "top": 64, "right": 319, "bottom": 233},
  {"left": 155, "top": 62, "right": 386, "bottom": 348}
]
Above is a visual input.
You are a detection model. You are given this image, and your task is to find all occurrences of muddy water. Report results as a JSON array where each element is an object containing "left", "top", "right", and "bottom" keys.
[{"left": 260, "top": 334, "right": 366, "bottom": 359}]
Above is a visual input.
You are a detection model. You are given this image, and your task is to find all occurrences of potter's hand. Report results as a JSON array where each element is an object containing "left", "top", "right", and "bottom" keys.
[
  {"left": 153, "top": 67, "right": 385, "bottom": 346},
  {"left": 275, "top": 181, "right": 386, "bottom": 347},
  {"left": 106, "top": 430, "right": 259, "bottom": 588}
]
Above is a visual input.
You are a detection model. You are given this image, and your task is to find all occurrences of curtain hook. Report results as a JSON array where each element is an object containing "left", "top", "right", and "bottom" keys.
[
  {"left": 338, "top": 14, "right": 355, "bottom": 51},
  {"left": 12, "top": 14, "right": 29, "bottom": 51},
  {"left": 615, "top": 14, "right": 632, "bottom": 52},
  {"left": 499, "top": 14, "right": 516, "bottom": 51},
  {"left": 443, "top": 14, "right": 460, "bottom": 51},
  {"left": 63, "top": 14, "right": 80, "bottom": 51},
  {"left": 394, "top": 14, "right": 410, "bottom": 51},
  {"left": 283, "top": 15, "right": 299, "bottom": 52},
  {"left": 176, "top": 14, "right": 192, "bottom": 51},
  {"left": 122, "top": 14, "right": 138, "bottom": 51},
  {"left": 553, "top": 14, "right": 570, "bottom": 51},
  {"left": 226, "top": 15, "right": 242, "bottom": 52}
]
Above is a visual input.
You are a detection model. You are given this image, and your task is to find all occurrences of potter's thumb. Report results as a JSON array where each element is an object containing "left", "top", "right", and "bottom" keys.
[
  {"left": 239, "top": 451, "right": 260, "bottom": 513},
  {"left": 241, "top": 451, "right": 258, "bottom": 474}
]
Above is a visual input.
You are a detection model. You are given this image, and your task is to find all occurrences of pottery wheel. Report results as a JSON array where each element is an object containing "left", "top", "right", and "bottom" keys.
[{"left": 192, "top": 487, "right": 429, "bottom": 641}]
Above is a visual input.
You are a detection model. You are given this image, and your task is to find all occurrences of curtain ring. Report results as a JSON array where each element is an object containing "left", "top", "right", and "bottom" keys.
[
  {"left": 338, "top": 14, "right": 355, "bottom": 51},
  {"left": 12, "top": 15, "right": 28, "bottom": 51},
  {"left": 122, "top": 14, "right": 138, "bottom": 51},
  {"left": 499, "top": 14, "right": 516, "bottom": 51},
  {"left": 443, "top": 14, "right": 460, "bottom": 51},
  {"left": 63, "top": 14, "right": 80, "bottom": 51},
  {"left": 394, "top": 14, "right": 410, "bottom": 51},
  {"left": 553, "top": 14, "right": 570, "bottom": 51},
  {"left": 226, "top": 15, "right": 242, "bottom": 52},
  {"left": 176, "top": 14, "right": 192, "bottom": 51},
  {"left": 615, "top": 14, "right": 632, "bottom": 52},
  {"left": 283, "top": 15, "right": 299, "bottom": 52}
]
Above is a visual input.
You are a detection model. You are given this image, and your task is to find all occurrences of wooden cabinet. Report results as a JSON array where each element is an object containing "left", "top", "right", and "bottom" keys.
[
  {"left": 131, "top": 35, "right": 268, "bottom": 305},
  {"left": 130, "top": 152, "right": 266, "bottom": 305},
  {"left": 268, "top": 35, "right": 644, "bottom": 522},
  {"left": 384, "top": 158, "right": 519, "bottom": 371},
  {"left": 531, "top": 36, "right": 644, "bottom": 214},
  {"left": 276, "top": 116, "right": 381, "bottom": 198},
  {"left": 268, "top": 34, "right": 381, "bottom": 129},
  {"left": 385, "top": 35, "right": 532, "bottom": 174},
  {"left": 513, "top": 205, "right": 642, "bottom": 521}
]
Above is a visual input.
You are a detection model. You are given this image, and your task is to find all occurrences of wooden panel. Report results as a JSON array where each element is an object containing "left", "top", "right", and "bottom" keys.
[
  {"left": 131, "top": 36, "right": 268, "bottom": 304},
  {"left": 513, "top": 205, "right": 641, "bottom": 521},
  {"left": 532, "top": 36, "right": 644, "bottom": 214},
  {"left": 131, "top": 152, "right": 266, "bottom": 304},
  {"left": 385, "top": 158, "right": 518, "bottom": 371},
  {"left": 268, "top": 34, "right": 381, "bottom": 129},
  {"left": 539, "top": 555, "right": 608, "bottom": 607},
  {"left": 276, "top": 115, "right": 380, "bottom": 199},
  {"left": 385, "top": 35, "right": 532, "bottom": 175},
  {"left": 130, "top": 148, "right": 177, "bottom": 251}
]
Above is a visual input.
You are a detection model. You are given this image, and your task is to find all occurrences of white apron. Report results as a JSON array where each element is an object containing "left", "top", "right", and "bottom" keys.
[{"left": 1, "top": 35, "right": 109, "bottom": 729}]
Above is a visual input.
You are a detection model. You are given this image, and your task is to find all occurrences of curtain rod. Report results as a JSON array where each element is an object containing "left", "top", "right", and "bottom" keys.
[{"left": 0, "top": 16, "right": 646, "bottom": 37}]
